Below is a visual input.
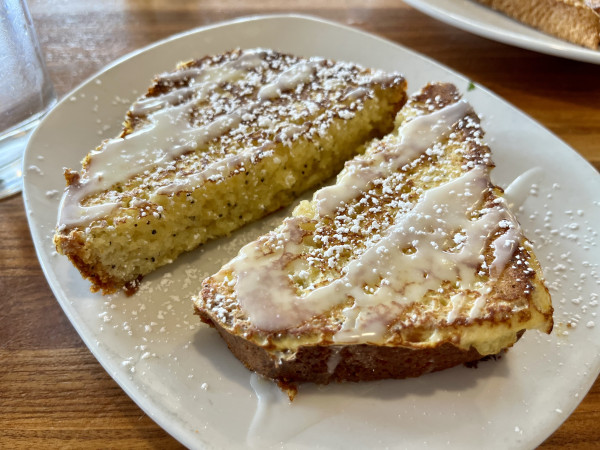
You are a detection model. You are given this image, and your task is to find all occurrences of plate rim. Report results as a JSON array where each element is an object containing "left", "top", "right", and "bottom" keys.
[{"left": 404, "top": 0, "right": 600, "bottom": 64}]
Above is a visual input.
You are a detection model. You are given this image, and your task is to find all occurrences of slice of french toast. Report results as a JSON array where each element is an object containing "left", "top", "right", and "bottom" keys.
[
  {"left": 476, "top": 0, "right": 600, "bottom": 49},
  {"left": 194, "top": 82, "right": 553, "bottom": 396},
  {"left": 53, "top": 48, "right": 407, "bottom": 294}
]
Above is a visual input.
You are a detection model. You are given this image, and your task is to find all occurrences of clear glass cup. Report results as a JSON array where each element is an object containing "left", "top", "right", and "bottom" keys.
[{"left": 0, "top": 0, "right": 56, "bottom": 199}]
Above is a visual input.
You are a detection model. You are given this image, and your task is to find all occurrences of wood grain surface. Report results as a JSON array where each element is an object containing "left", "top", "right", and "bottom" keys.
[{"left": 1, "top": 0, "right": 598, "bottom": 448}]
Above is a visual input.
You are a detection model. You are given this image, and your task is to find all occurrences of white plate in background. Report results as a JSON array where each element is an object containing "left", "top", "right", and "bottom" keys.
[
  {"left": 405, "top": 0, "right": 600, "bottom": 64},
  {"left": 23, "top": 14, "right": 600, "bottom": 449}
]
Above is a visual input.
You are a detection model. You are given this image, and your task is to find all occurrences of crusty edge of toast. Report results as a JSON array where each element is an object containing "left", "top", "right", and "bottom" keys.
[{"left": 195, "top": 305, "right": 526, "bottom": 399}]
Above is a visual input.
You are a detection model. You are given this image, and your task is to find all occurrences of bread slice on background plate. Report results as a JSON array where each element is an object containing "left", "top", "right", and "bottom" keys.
[
  {"left": 194, "top": 82, "right": 553, "bottom": 398},
  {"left": 476, "top": 0, "right": 600, "bottom": 49},
  {"left": 53, "top": 48, "right": 407, "bottom": 294}
]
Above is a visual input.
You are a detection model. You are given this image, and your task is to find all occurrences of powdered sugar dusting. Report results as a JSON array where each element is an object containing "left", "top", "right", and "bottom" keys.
[{"left": 528, "top": 189, "right": 599, "bottom": 335}]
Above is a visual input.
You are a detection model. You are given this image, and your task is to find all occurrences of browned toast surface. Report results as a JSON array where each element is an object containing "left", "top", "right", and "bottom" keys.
[{"left": 194, "top": 82, "right": 553, "bottom": 390}]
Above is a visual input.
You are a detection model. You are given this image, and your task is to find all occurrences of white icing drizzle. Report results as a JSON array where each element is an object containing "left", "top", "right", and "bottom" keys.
[
  {"left": 258, "top": 60, "right": 322, "bottom": 100},
  {"left": 488, "top": 210, "right": 521, "bottom": 280},
  {"left": 503, "top": 166, "right": 544, "bottom": 210},
  {"left": 485, "top": 167, "right": 544, "bottom": 279},
  {"left": 447, "top": 293, "right": 468, "bottom": 323},
  {"left": 314, "top": 100, "right": 472, "bottom": 217},
  {"left": 129, "top": 86, "right": 195, "bottom": 116},
  {"left": 58, "top": 105, "right": 243, "bottom": 227},
  {"left": 326, "top": 348, "right": 343, "bottom": 375},
  {"left": 343, "top": 87, "right": 370, "bottom": 101},
  {"left": 230, "top": 165, "right": 523, "bottom": 342},
  {"left": 469, "top": 286, "right": 492, "bottom": 319}
]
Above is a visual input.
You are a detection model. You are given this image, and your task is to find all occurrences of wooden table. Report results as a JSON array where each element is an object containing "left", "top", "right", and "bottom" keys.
[{"left": 1, "top": 0, "right": 598, "bottom": 447}]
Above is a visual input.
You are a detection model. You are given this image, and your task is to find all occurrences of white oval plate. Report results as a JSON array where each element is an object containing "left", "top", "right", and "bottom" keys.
[
  {"left": 23, "top": 14, "right": 600, "bottom": 450},
  {"left": 405, "top": 0, "right": 600, "bottom": 64}
]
